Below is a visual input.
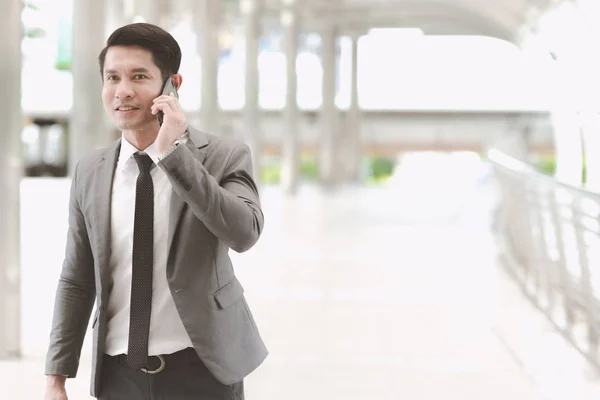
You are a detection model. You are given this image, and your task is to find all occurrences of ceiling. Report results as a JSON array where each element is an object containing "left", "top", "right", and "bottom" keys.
[{"left": 255, "top": 0, "right": 561, "bottom": 43}]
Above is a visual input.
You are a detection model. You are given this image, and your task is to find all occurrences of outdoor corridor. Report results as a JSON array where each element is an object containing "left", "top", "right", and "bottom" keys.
[{"left": 3, "top": 158, "right": 600, "bottom": 399}]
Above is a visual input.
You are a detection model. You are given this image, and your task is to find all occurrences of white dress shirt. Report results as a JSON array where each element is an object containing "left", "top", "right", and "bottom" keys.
[{"left": 104, "top": 135, "right": 193, "bottom": 356}]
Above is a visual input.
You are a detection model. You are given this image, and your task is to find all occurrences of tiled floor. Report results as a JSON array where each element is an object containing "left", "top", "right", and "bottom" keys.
[{"left": 3, "top": 173, "right": 600, "bottom": 399}]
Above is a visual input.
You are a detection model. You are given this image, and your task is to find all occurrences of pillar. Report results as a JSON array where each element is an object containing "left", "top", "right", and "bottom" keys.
[
  {"left": 319, "top": 24, "right": 337, "bottom": 186},
  {"left": 0, "top": 0, "right": 23, "bottom": 358},
  {"left": 133, "top": 0, "right": 161, "bottom": 24},
  {"left": 194, "top": 0, "right": 221, "bottom": 134},
  {"left": 280, "top": 3, "right": 300, "bottom": 194},
  {"left": 124, "top": 0, "right": 135, "bottom": 22},
  {"left": 345, "top": 32, "right": 362, "bottom": 182},
  {"left": 104, "top": 0, "right": 126, "bottom": 141},
  {"left": 70, "top": 0, "right": 107, "bottom": 174},
  {"left": 242, "top": 0, "right": 262, "bottom": 180},
  {"left": 106, "top": 0, "right": 126, "bottom": 36}
]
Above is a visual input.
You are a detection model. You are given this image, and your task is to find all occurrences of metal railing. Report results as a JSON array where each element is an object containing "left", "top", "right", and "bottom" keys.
[{"left": 488, "top": 148, "right": 600, "bottom": 371}]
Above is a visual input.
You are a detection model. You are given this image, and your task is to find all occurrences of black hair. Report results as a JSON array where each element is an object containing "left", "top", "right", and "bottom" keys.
[{"left": 98, "top": 22, "right": 181, "bottom": 81}]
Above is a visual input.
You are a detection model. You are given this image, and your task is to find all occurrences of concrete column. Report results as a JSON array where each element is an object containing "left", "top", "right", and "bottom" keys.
[
  {"left": 345, "top": 32, "right": 362, "bottom": 182},
  {"left": 134, "top": 0, "right": 161, "bottom": 24},
  {"left": 242, "top": 0, "right": 262, "bottom": 180},
  {"left": 0, "top": 0, "right": 23, "bottom": 358},
  {"left": 194, "top": 0, "right": 221, "bottom": 133},
  {"left": 104, "top": 0, "right": 129, "bottom": 141},
  {"left": 319, "top": 24, "right": 337, "bottom": 186},
  {"left": 280, "top": 4, "right": 300, "bottom": 194},
  {"left": 123, "top": 0, "right": 135, "bottom": 22},
  {"left": 70, "top": 0, "right": 107, "bottom": 174},
  {"left": 106, "top": 0, "right": 126, "bottom": 36},
  {"left": 163, "top": 0, "right": 180, "bottom": 29},
  {"left": 350, "top": 34, "right": 359, "bottom": 115}
]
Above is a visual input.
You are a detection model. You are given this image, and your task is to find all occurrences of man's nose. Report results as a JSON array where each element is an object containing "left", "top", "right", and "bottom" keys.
[{"left": 115, "top": 80, "right": 134, "bottom": 99}]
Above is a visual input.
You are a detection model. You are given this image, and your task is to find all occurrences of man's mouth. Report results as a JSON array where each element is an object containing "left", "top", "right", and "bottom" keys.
[{"left": 116, "top": 106, "right": 140, "bottom": 111}]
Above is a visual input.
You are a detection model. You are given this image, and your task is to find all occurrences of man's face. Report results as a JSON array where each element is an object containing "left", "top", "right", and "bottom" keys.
[{"left": 102, "top": 45, "right": 164, "bottom": 132}]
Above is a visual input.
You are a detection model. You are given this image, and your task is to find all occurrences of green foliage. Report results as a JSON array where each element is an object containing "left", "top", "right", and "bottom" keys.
[
  {"left": 299, "top": 155, "right": 319, "bottom": 180},
  {"left": 260, "top": 153, "right": 396, "bottom": 185},
  {"left": 24, "top": 27, "right": 45, "bottom": 39},
  {"left": 364, "top": 155, "right": 394, "bottom": 185},
  {"left": 535, "top": 155, "right": 556, "bottom": 175},
  {"left": 261, "top": 164, "right": 281, "bottom": 184},
  {"left": 260, "top": 154, "right": 319, "bottom": 184},
  {"left": 369, "top": 156, "right": 395, "bottom": 179},
  {"left": 24, "top": 1, "right": 40, "bottom": 11},
  {"left": 533, "top": 154, "right": 587, "bottom": 184},
  {"left": 55, "top": 60, "right": 72, "bottom": 71}
]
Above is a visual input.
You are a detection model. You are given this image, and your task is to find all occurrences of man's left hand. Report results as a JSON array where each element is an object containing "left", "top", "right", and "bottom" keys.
[{"left": 152, "top": 92, "right": 188, "bottom": 153}]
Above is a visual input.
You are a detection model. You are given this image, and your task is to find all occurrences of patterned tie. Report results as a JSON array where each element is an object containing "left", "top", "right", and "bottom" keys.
[{"left": 127, "top": 152, "right": 154, "bottom": 369}]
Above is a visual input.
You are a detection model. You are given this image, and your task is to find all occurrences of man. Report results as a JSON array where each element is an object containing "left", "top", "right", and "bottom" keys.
[{"left": 44, "top": 23, "right": 267, "bottom": 400}]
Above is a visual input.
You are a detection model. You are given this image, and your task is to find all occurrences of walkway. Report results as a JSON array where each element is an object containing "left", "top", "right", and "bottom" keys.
[{"left": 3, "top": 162, "right": 600, "bottom": 399}]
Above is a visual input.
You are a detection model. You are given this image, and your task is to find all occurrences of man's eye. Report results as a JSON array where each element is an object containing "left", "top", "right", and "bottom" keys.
[
  {"left": 106, "top": 76, "right": 118, "bottom": 81},
  {"left": 133, "top": 74, "right": 147, "bottom": 80}
]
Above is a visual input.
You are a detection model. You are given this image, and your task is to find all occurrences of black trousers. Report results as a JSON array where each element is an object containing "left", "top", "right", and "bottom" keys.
[{"left": 98, "top": 348, "right": 244, "bottom": 400}]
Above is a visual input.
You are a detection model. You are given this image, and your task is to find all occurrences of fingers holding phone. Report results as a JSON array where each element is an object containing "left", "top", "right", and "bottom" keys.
[
  {"left": 154, "top": 77, "right": 180, "bottom": 125},
  {"left": 153, "top": 78, "right": 187, "bottom": 152},
  {"left": 152, "top": 94, "right": 175, "bottom": 116}
]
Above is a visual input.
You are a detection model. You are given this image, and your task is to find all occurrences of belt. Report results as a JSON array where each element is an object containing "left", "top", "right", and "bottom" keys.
[{"left": 107, "top": 347, "right": 199, "bottom": 375}]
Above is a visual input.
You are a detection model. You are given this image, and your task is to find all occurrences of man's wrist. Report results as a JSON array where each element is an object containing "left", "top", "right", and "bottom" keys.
[
  {"left": 46, "top": 374, "right": 68, "bottom": 387},
  {"left": 156, "top": 138, "right": 177, "bottom": 154},
  {"left": 157, "top": 130, "right": 189, "bottom": 161},
  {"left": 158, "top": 140, "right": 181, "bottom": 161}
]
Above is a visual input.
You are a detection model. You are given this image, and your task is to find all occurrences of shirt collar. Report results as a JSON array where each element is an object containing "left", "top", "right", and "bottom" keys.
[{"left": 117, "top": 134, "right": 162, "bottom": 169}]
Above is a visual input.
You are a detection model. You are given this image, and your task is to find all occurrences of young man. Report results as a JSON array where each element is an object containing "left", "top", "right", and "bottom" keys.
[{"left": 44, "top": 23, "right": 267, "bottom": 400}]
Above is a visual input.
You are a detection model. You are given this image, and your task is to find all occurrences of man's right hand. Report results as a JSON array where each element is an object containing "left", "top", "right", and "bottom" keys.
[{"left": 45, "top": 375, "right": 68, "bottom": 400}]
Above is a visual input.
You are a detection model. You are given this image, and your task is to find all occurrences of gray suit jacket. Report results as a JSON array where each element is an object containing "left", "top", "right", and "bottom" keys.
[{"left": 45, "top": 126, "right": 268, "bottom": 397}]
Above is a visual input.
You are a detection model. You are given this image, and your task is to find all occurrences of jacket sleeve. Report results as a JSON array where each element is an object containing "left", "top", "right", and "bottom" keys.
[
  {"left": 158, "top": 141, "right": 264, "bottom": 253},
  {"left": 45, "top": 161, "right": 96, "bottom": 378}
]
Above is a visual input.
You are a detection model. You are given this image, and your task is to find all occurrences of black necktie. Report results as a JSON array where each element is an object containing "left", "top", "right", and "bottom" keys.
[{"left": 127, "top": 152, "right": 154, "bottom": 369}]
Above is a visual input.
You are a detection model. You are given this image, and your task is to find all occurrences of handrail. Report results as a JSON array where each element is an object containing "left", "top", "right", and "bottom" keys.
[
  {"left": 488, "top": 147, "right": 600, "bottom": 372},
  {"left": 487, "top": 148, "right": 598, "bottom": 199}
]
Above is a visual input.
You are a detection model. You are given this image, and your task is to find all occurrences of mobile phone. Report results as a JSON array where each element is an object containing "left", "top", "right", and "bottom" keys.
[{"left": 157, "top": 77, "right": 179, "bottom": 126}]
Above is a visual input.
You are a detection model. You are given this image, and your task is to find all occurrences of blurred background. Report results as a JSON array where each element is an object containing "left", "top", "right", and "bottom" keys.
[{"left": 3, "top": 0, "right": 600, "bottom": 398}]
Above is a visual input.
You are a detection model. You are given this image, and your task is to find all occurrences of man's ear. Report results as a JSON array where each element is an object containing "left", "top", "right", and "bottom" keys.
[{"left": 171, "top": 74, "right": 183, "bottom": 90}]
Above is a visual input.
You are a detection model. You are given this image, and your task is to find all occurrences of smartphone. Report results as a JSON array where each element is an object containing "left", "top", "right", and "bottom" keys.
[{"left": 157, "top": 77, "right": 179, "bottom": 126}]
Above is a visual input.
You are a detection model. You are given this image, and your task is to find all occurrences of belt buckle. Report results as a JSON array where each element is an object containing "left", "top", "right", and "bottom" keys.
[{"left": 141, "top": 355, "right": 166, "bottom": 374}]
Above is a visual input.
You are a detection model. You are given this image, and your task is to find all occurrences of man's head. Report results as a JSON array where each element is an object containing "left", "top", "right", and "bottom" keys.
[{"left": 99, "top": 23, "right": 183, "bottom": 134}]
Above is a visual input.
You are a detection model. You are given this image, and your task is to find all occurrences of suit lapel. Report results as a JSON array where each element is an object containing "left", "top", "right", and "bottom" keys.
[
  {"left": 93, "top": 140, "right": 120, "bottom": 277},
  {"left": 166, "top": 127, "right": 208, "bottom": 255}
]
